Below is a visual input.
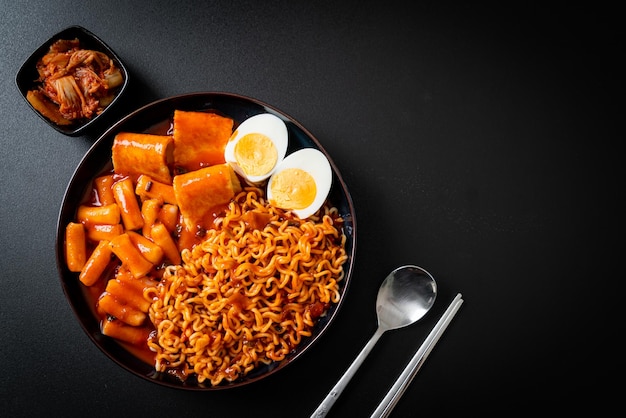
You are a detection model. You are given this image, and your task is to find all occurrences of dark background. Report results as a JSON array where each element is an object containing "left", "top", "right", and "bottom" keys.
[{"left": 1, "top": 1, "right": 620, "bottom": 416}]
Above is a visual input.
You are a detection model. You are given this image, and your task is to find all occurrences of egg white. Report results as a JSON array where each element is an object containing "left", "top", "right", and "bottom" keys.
[
  {"left": 267, "top": 148, "right": 332, "bottom": 219},
  {"left": 224, "top": 113, "right": 288, "bottom": 183}
]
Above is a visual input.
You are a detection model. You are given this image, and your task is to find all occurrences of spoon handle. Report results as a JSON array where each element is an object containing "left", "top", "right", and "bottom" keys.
[
  {"left": 310, "top": 326, "right": 386, "bottom": 418},
  {"left": 370, "top": 293, "right": 464, "bottom": 418}
]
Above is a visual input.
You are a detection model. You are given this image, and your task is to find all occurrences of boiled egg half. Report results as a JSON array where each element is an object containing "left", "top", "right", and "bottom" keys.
[
  {"left": 267, "top": 148, "right": 332, "bottom": 219},
  {"left": 224, "top": 113, "right": 288, "bottom": 184}
]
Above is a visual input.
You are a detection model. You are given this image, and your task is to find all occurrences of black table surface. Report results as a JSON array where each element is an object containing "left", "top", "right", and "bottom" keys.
[{"left": 1, "top": 1, "right": 620, "bottom": 416}]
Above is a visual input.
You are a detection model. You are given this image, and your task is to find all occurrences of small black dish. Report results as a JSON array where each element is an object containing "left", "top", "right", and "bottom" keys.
[{"left": 15, "top": 25, "right": 129, "bottom": 136}]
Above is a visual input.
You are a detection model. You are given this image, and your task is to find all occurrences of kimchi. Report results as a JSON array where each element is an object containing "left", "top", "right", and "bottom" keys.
[{"left": 27, "top": 38, "right": 124, "bottom": 125}]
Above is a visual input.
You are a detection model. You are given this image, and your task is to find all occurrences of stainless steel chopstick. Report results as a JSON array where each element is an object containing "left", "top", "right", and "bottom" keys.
[{"left": 370, "top": 293, "right": 464, "bottom": 418}]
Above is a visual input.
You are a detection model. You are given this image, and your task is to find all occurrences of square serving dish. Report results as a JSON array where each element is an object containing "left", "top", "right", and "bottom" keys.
[{"left": 15, "top": 25, "right": 129, "bottom": 136}]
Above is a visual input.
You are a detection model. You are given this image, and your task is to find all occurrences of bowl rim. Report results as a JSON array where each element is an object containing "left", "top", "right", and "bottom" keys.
[
  {"left": 55, "top": 91, "right": 357, "bottom": 390},
  {"left": 15, "top": 25, "right": 130, "bottom": 136}
]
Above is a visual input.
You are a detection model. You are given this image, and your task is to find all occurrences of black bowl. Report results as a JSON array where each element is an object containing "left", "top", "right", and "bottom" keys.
[
  {"left": 15, "top": 25, "right": 129, "bottom": 136},
  {"left": 55, "top": 92, "right": 357, "bottom": 389}
]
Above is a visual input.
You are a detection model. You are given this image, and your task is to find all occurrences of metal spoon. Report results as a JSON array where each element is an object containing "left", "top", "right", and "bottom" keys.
[{"left": 310, "top": 265, "right": 437, "bottom": 417}]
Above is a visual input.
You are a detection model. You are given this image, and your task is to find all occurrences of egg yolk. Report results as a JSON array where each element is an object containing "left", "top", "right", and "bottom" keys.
[
  {"left": 234, "top": 133, "right": 278, "bottom": 176},
  {"left": 270, "top": 168, "right": 317, "bottom": 210}
]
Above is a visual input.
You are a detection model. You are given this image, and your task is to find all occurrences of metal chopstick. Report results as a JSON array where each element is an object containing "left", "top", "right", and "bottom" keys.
[{"left": 370, "top": 293, "right": 464, "bottom": 418}]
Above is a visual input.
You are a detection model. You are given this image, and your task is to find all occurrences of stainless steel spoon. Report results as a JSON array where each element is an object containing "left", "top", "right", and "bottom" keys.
[{"left": 310, "top": 265, "right": 437, "bottom": 418}]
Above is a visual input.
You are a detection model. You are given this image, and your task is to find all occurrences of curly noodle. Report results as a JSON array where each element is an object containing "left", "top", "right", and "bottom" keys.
[{"left": 145, "top": 186, "right": 347, "bottom": 385}]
